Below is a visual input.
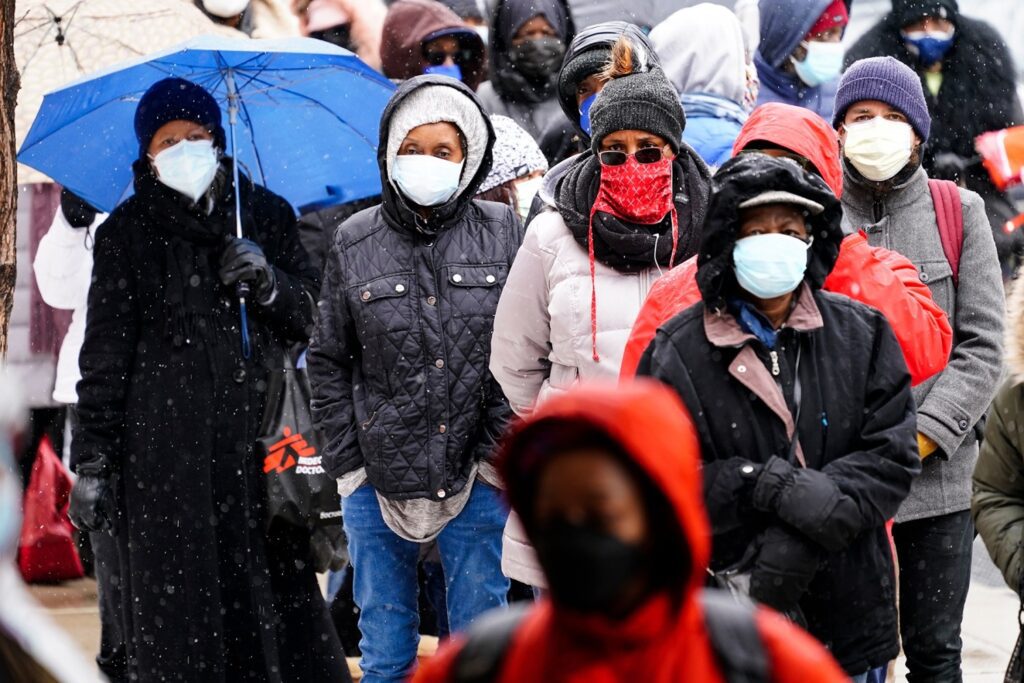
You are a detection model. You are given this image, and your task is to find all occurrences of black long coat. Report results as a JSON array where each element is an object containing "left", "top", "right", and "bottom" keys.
[{"left": 73, "top": 165, "right": 346, "bottom": 682}]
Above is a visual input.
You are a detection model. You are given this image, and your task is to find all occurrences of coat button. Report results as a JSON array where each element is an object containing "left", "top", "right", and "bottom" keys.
[
  {"left": 395, "top": 283, "right": 406, "bottom": 293},
  {"left": 452, "top": 274, "right": 463, "bottom": 283},
  {"left": 361, "top": 291, "right": 371, "bottom": 301},
  {"left": 485, "top": 274, "right": 496, "bottom": 284},
  {"left": 920, "top": 272, "right": 930, "bottom": 283},
  {"left": 426, "top": 295, "right": 437, "bottom": 306},
  {"left": 437, "top": 489, "right": 447, "bottom": 499},
  {"left": 439, "top": 424, "right": 447, "bottom": 434},
  {"left": 737, "top": 365, "right": 747, "bottom": 374},
  {"left": 435, "top": 359, "right": 445, "bottom": 369},
  {"left": 959, "top": 419, "right": 969, "bottom": 430},
  {"left": 233, "top": 369, "right": 247, "bottom": 383}
]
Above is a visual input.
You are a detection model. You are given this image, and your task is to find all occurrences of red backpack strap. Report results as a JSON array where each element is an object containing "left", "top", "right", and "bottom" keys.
[{"left": 928, "top": 179, "right": 964, "bottom": 288}]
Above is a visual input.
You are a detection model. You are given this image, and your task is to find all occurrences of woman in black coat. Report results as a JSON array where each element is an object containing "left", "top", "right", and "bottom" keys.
[
  {"left": 68, "top": 78, "right": 347, "bottom": 683},
  {"left": 637, "top": 154, "right": 920, "bottom": 679}
]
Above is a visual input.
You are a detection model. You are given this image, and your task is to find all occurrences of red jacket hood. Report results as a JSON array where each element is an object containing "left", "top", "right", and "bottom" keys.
[
  {"left": 498, "top": 380, "right": 711, "bottom": 601},
  {"left": 732, "top": 102, "right": 843, "bottom": 197}
]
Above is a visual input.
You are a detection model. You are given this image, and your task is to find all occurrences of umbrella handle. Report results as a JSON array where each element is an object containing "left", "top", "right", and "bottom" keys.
[
  {"left": 238, "top": 281, "right": 252, "bottom": 360},
  {"left": 226, "top": 68, "right": 251, "bottom": 358}
]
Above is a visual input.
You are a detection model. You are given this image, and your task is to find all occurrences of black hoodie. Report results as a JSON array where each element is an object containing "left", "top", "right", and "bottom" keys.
[{"left": 308, "top": 76, "right": 524, "bottom": 500}]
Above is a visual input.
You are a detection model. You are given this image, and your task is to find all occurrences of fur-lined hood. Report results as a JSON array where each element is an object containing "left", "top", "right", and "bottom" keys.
[{"left": 1006, "top": 277, "right": 1024, "bottom": 380}]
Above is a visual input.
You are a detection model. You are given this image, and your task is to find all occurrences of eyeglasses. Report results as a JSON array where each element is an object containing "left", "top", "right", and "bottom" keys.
[
  {"left": 424, "top": 47, "right": 477, "bottom": 66},
  {"left": 598, "top": 147, "right": 668, "bottom": 166}
]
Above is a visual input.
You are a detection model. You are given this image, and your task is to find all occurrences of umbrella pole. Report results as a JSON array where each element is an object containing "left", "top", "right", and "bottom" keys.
[{"left": 226, "top": 69, "right": 251, "bottom": 359}]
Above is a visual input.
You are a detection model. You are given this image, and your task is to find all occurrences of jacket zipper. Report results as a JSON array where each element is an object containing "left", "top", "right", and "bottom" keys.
[
  {"left": 872, "top": 195, "right": 884, "bottom": 224},
  {"left": 769, "top": 350, "right": 780, "bottom": 376}
]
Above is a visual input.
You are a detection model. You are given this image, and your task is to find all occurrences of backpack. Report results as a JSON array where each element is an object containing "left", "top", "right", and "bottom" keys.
[
  {"left": 450, "top": 590, "right": 769, "bottom": 683},
  {"left": 928, "top": 179, "right": 964, "bottom": 288}
]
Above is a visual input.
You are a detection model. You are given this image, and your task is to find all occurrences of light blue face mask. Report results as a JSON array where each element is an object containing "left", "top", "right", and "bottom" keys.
[
  {"left": 733, "top": 233, "right": 812, "bottom": 299},
  {"left": 792, "top": 40, "right": 844, "bottom": 88},
  {"left": 579, "top": 93, "right": 596, "bottom": 137}
]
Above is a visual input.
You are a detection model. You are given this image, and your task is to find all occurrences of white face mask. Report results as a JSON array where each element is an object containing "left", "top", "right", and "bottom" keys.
[
  {"left": 514, "top": 175, "right": 543, "bottom": 221},
  {"left": 203, "top": 0, "right": 249, "bottom": 18},
  {"left": 151, "top": 139, "right": 220, "bottom": 203},
  {"left": 843, "top": 117, "right": 915, "bottom": 182},
  {"left": 392, "top": 154, "right": 464, "bottom": 207}
]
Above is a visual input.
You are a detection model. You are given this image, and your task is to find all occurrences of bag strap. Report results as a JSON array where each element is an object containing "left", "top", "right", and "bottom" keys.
[
  {"left": 928, "top": 179, "right": 964, "bottom": 288},
  {"left": 450, "top": 604, "right": 531, "bottom": 683},
  {"left": 700, "top": 590, "right": 770, "bottom": 683}
]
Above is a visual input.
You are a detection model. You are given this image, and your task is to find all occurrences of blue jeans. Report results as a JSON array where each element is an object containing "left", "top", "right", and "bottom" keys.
[{"left": 342, "top": 482, "right": 509, "bottom": 683}]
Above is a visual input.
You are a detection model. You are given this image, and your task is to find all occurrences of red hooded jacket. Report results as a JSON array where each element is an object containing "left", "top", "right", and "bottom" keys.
[
  {"left": 412, "top": 381, "right": 849, "bottom": 683},
  {"left": 619, "top": 103, "right": 952, "bottom": 382}
]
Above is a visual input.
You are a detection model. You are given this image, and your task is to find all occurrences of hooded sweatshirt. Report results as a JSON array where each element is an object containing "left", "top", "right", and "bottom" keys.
[
  {"left": 620, "top": 102, "right": 952, "bottom": 384},
  {"left": 476, "top": 0, "right": 573, "bottom": 139},
  {"left": 413, "top": 381, "right": 851, "bottom": 683},
  {"left": 754, "top": 0, "right": 842, "bottom": 120},
  {"left": 651, "top": 4, "right": 749, "bottom": 168},
  {"left": 380, "top": 0, "right": 485, "bottom": 90}
]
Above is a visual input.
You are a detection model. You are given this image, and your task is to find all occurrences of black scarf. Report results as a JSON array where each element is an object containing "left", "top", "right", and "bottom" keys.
[{"left": 556, "top": 151, "right": 708, "bottom": 272}]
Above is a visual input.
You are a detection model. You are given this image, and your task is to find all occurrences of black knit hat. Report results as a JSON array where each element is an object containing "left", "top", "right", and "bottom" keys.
[
  {"left": 891, "top": 0, "right": 958, "bottom": 27},
  {"left": 134, "top": 78, "right": 224, "bottom": 158},
  {"left": 589, "top": 67, "right": 684, "bottom": 153}
]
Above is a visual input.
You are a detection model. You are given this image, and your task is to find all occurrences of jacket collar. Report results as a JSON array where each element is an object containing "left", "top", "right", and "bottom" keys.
[
  {"left": 703, "top": 282, "right": 823, "bottom": 348},
  {"left": 841, "top": 159, "right": 928, "bottom": 216}
]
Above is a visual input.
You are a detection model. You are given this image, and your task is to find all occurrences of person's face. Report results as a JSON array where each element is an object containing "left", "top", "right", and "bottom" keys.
[
  {"left": 397, "top": 122, "right": 465, "bottom": 163},
  {"left": 598, "top": 129, "right": 672, "bottom": 158},
  {"left": 902, "top": 16, "right": 955, "bottom": 33},
  {"left": 575, "top": 73, "right": 603, "bottom": 108},
  {"left": 791, "top": 25, "right": 843, "bottom": 61},
  {"left": 147, "top": 119, "right": 214, "bottom": 159},
  {"left": 838, "top": 100, "right": 922, "bottom": 147},
  {"left": 738, "top": 204, "right": 810, "bottom": 241},
  {"left": 532, "top": 448, "right": 649, "bottom": 548},
  {"left": 512, "top": 15, "right": 557, "bottom": 46}
]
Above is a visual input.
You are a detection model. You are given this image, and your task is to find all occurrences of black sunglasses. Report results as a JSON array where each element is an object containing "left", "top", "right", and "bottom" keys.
[
  {"left": 598, "top": 147, "right": 668, "bottom": 166},
  {"left": 424, "top": 47, "right": 477, "bottom": 66}
]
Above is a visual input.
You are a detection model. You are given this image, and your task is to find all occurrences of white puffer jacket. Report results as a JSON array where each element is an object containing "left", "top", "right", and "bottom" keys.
[{"left": 490, "top": 208, "right": 663, "bottom": 586}]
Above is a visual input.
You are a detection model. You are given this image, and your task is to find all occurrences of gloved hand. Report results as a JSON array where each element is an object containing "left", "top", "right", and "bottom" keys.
[
  {"left": 749, "top": 525, "right": 822, "bottom": 625},
  {"left": 219, "top": 237, "right": 277, "bottom": 304},
  {"left": 750, "top": 456, "right": 796, "bottom": 513},
  {"left": 69, "top": 460, "right": 117, "bottom": 534},
  {"left": 60, "top": 188, "right": 98, "bottom": 228},
  {"left": 918, "top": 432, "right": 939, "bottom": 460}
]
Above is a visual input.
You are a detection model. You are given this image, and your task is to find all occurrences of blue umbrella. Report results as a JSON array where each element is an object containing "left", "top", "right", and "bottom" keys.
[
  {"left": 18, "top": 35, "right": 396, "bottom": 358},
  {"left": 18, "top": 34, "right": 395, "bottom": 214}
]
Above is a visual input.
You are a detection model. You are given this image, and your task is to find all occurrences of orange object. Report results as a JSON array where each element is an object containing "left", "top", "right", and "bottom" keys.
[{"left": 976, "top": 126, "right": 1024, "bottom": 191}]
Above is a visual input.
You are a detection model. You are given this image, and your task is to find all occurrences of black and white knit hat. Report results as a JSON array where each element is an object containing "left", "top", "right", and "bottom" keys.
[{"left": 479, "top": 115, "right": 548, "bottom": 193}]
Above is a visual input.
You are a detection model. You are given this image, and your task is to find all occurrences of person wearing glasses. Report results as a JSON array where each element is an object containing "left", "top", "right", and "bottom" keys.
[
  {"left": 636, "top": 153, "right": 920, "bottom": 682},
  {"left": 380, "top": 0, "right": 485, "bottom": 90},
  {"left": 489, "top": 36, "right": 711, "bottom": 588}
]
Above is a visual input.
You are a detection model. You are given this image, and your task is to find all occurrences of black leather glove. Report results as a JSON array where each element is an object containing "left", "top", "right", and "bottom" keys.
[
  {"left": 219, "top": 237, "right": 277, "bottom": 304},
  {"left": 60, "top": 188, "right": 98, "bottom": 228},
  {"left": 750, "top": 456, "right": 795, "bottom": 513},
  {"left": 69, "top": 460, "right": 117, "bottom": 534},
  {"left": 749, "top": 525, "right": 822, "bottom": 625}
]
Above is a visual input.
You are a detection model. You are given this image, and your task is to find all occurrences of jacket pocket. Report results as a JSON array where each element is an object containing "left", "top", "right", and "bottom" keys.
[
  {"left": 444, "top": 263, "right": 508, "bottom": 318},
  {"left": 917, "top": 259, "right": 955, "bottom": 314},
  {"left": 352, "top": 272, "right": 414, "bottom": 338}
]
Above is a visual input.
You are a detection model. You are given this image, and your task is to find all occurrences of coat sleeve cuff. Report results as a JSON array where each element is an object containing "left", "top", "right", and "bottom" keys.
[{"left": 916, "top": 409, "right": 970, "bottom": 460}]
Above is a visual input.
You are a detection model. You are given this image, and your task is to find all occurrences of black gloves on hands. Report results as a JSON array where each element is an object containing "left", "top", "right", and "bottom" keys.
[
  {"left": 69, "top": 461, "right": 117, "bottom": 534},
  {"left": 751, "top": 456, "right": 795, "bottom": 513},
  {"left": 749, "top": 525, "right": 822, "bottom": 627},
  {"left": 219, "top": 237, "right": 277, "bottom": 304},
  {"left": 61, "top": 188, "right": 98, "bottom": 229}
]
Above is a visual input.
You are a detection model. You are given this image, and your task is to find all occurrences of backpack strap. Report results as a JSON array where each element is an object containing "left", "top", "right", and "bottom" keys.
[
  {"left": 450, "top": 604, "right": 531, "bottom": 683},
  {"left": 928, "top": 179, "right": 964, "bottom": 288},
  {"left": 700, "top": 590, "right": 770, "bottom": 683}
]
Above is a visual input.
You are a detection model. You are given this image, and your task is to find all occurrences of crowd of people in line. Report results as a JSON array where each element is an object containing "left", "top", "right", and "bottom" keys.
[{"left": 6, "top": 0, "right": 1024, "bottom": 681}]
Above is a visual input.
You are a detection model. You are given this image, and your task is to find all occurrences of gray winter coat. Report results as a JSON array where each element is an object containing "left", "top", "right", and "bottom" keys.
[{"left": 841, "top": 164, "right": 1004, "bottom": 523}]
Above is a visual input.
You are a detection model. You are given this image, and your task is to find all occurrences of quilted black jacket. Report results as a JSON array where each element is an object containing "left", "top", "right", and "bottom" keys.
[{"left": 308, "top": 76, "right": 524, "bottom": 500}]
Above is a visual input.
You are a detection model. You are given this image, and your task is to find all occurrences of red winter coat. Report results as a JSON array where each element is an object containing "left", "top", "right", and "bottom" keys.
[
  {"left": 619, "top": 103, "right": 952, "bottom": 381},
  {"left": 412, "top": 381, "right": 849, "bottom": 683}
]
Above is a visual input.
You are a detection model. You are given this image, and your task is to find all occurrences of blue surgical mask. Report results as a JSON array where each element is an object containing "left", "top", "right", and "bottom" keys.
[
  {"left": 425, "top": 63, "right": 463, "bottom": 81},
  {"left": 579, "top": 93, "right": 596, "bottom": 137},
  {"left": 902, "top": 29, "right": 955, "bottom": 67},
  {"left": 791, "top": 41, "right": 844, "bottom": 88},
  {"left": 392, "top": 154, "right": 464, "bottom": 207},
  {"left": 733, "top": 233, "right": 812, "bottom": 299}
]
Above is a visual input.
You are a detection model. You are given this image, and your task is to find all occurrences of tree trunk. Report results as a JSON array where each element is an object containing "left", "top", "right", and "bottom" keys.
[{"left": 0, "top": 0, "right": 18, "bottom": 359}]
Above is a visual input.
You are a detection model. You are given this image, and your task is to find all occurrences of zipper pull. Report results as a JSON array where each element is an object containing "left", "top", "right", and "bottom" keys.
[{"left": 770, "top": 350, "right": 780, "bottom": 376}]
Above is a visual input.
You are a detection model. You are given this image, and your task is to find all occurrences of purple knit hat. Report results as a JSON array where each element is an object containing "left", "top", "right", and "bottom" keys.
[{"left": 832, "top": 56, "right": 931, "bottom": 142}]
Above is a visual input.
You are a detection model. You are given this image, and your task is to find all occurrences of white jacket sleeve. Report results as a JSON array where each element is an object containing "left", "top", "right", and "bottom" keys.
[
  {"left": 490, "top": 223, "right": 554, "bottom": 417},
  {"left": 33, "top": 209, "right": 103, "bottom": 311}
]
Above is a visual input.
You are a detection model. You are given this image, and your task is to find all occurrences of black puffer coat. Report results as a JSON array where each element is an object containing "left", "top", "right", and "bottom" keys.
[
  {"left": 73, "top": 163, "right": 345, "bottom": 682},
  {"left": 308, "top": 76, "right": 523, "bottom": 500},
  {"left": 638, "top": 155, "right": 920, "bottom": 674}
]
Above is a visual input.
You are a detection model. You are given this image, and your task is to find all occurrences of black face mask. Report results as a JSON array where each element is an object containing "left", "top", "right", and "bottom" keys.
[
  {"left": 510, "top": 36, "right": 565, "bottom": 82},
  {"left": 534, "top": 519, "right": 646, "bottom": 614}
]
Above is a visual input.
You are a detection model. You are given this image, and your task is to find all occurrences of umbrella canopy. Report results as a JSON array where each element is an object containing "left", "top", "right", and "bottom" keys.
[
  {"left": 18, "top": 34, "right": 396, "bottom": 214},
  {"left": 14, "top": 0, "right": 245, "bottom": 184}
]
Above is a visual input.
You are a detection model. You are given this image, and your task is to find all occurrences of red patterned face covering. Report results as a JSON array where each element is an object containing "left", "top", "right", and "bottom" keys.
[{"left": 592, "top": 155, "right": 675, "bottom": 225}]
